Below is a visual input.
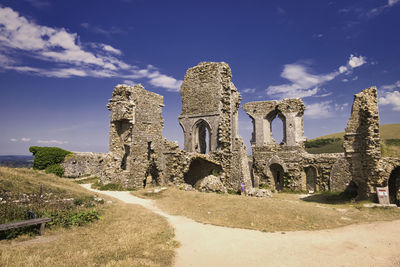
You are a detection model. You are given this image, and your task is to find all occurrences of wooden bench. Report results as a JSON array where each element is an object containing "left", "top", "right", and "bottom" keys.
[{"left": 0, "top": 218, "right": 51, "bottom": 235}]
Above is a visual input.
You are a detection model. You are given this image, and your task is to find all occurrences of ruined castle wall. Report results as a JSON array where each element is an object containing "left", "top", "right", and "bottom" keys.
[
  {"left": 102, "top": 84, "right": 168, "bottom": 188},
  {"left": 178, "top": 62, "right": 251, "bottom": 190},
  {"left": 244, "top": 98, "right": 351, "bottom": 192},
  {"left": 250, "top": 146, "right": 349, "bottom": 192},
  {"left": 62, "top": 152, "right": 107, "bottom": 178},
  {"left": 344, "top": 86, "right": 381, "bottom": 199}
]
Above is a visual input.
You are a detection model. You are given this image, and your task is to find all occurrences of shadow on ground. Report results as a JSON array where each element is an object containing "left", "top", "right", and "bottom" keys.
[{"left": 301, "top": 191, "right": 355, "bottom": 204}]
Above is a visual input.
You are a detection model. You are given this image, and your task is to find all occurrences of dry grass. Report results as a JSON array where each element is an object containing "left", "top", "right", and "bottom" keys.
[
  {"left": 0, "top": 167, "right": 92, "bottom": 199},
  {"left": 0, "top": 167, "right": 178, "bottom": 266},
  {"left": 133, "top": 187, "right": 400, "bottom": 232},
  {"left": 0, "top": 201, "right": 177, "bottom": 267}
]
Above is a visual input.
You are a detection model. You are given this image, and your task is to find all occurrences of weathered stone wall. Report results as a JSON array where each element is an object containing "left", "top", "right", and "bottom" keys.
[
  {"left": 62, "top": 152, "right": 107, "bottom": 178},
  {"left": 250, "top": 144, "right": 349, "bottom": 192},
  {"left": 343, "top": 86, "right": 382, "bottom": 199},
  {"left": 244, "top": 98, "right": 351, "bottom": 192},
  {"left": 101, "top": 84, "right": 169, "bottom": 188},
  {"left": 243, "top": 99, "right": 306, "bottom": 147},
  {"left": 178, "top": 62, "right": 251, "bottom": 191},
  {"left": 61, "top": 64, "right": 398, "bottom": 201}
]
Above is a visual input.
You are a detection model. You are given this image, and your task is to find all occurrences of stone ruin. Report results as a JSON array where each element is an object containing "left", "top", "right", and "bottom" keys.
[{"left": 63, "top": 62, "right": 400, "bottom": 204}]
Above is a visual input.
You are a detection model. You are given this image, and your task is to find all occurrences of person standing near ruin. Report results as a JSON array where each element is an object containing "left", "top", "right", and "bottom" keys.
[{"left": 240, "top": 181, "right": 245, "bottom": 195}]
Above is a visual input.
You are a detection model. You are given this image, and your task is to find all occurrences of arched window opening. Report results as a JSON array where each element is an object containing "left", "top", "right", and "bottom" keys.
[
  {"left": 194, "top": 120, "right": 211, "bottom": 154},
  {"left": 270, "top": 163, "right": 285, "bottom": 191},
  {"left": 388, "top": 166, "right": 400, "bottom": 206},
  {"left": 304, "top": 166, "right": 317, "bottom": 193},
  {"left": 270, "top": 114, "right": 285, "bottom": 145}
]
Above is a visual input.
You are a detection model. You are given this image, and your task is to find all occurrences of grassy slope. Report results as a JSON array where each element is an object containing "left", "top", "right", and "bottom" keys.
[
  {"left": 0, "top": 167, "right": 92, "bottom": 199},
  {"left": 0, "top": 168, "right": 177, "bottom": 266},
  {"left": 306, "top": 123, "right": 400, "bottom": 156}
]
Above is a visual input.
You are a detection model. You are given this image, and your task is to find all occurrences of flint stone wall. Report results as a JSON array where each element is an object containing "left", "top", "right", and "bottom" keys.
[
  {"left": 344, "top": 86, "right": 382, "bottom": 199},
  {"left": 178, "top": 62, "right": 251, "bottom": 191},
  {"left": 61, "top": 63, "right": 398, "bottom": 201},
  {"left": 62, "top": 152, "right": 107, "bottom": 178}
]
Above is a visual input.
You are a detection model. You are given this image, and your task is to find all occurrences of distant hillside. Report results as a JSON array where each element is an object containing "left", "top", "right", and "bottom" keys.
[
  {"left": 305, "top": 124, "right": 400, "bottom": 157},
  {"left": 0, "top": 155, "right": 33, "bottom": 168}
]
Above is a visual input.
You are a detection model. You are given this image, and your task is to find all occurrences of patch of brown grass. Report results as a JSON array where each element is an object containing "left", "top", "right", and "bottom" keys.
[
  {"left": 0, "top": 167, "right": 92, "bottom": 199},
  {"left": 132, "top": 188, "right": 400, "bottom": 232},
  {"left": 0, "top": 202, "right": 178, "bottom": 266}
]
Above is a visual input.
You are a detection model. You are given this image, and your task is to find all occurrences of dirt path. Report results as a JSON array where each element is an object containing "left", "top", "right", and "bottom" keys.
[{"left": 82, "top": 185, "right": 400, "bottom": 267}]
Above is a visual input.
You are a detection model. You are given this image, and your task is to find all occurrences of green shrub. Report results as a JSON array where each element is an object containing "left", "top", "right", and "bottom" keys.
[
  {"left": 29, "top": 146, "right": 71, "bottom": 170},
  {"left": 43, "top": 209, "right": 101, "bottom": 228},
  {"left": 45, "top": 164, "right": 65, "bottom": 177}
]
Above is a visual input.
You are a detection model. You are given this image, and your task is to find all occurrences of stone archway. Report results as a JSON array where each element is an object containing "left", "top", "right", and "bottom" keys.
[
  {"left": 388, "top": 166, "right": 400, "bottom": 206},
  {"left": 184, "top": 158, "right": 222, "bottom": 186},
  {"left": 304, "top": 166, "right": 317, "bottom": 193},
  {"left": 193, "top": 120, "right": 212, "bottom": 154},
  {"left": 270, "top": 163, "right": 285, "bottom": 191}
]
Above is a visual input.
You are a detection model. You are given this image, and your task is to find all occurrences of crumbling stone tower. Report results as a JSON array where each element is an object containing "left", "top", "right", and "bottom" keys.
[
  {"left": 344, "top": 86, "right": 381, "bottom": 199},
  {"left": 105, "top": 84, "right": 166, "bottom": 188},
  {"left": 178, "top": 62, "right": 251, "bottom": 189}
]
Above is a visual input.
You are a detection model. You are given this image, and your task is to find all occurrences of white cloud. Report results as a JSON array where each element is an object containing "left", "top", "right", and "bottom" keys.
[
  {"left": 241, "top": 88, "right": 256, "bottom": 94},
  {"left": 304, "top": 101, "right": 334, "bottom": 119},
  {"left": 102, "top": 44, "right": 122, "bottom": 55},
  {"left": 348, "top": 54, "right": 366, "bottom": 68},
  {"left": 266, "top": 64, "right": 337, "bottom": 98},
  {"left": 37, "top": 140, "right": 68, "bottom": 145},
  {"left": 267, "top": 54, "right": 366, "bottom": 99},
  {"left": 10, "top": 138, "right": 18, "bottom": 142},
  {"left": 338, "top": 54, "right": 367, "bottom": 75},
  {"left": 21, "top": 137, "right": 31, "bottom": 142},
  {"left": 123, "top": 80, "right": 136, "bottom": 86},
  {"left": 148, "top": 72, "right": 182, "bottom": 92},
  {"left": 0, "top": 6, "right": 181, "bottom": 92},
  {"left": 335, "top": 103, "right": 349, "bottom": 111},
  {"left": 367, "top": 0, "right": 400, "bottom": 17},
  {"left": 379, "top": 90, "right": 400, "bottom": 111},
  {"left": 381, "top": 81, "right": 400, "bottom": 91},
  {"left": 339, "top": 66, "right": 348, "bottom": 74}
]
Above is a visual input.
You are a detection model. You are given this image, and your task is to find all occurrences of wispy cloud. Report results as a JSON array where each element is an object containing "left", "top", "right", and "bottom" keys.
[
  {"left": 266, "top": 54, "right": 367, "bottom": 98},
  {"left": 123, "top": 80, "right": 136, "bottom": 86},
  {"left": 368, "top": 0, "right": 400, "bottom": 17},
  {"left": 379, "top": 90, "right": 400, "bottom": 111},
  {"left": 9, "top": 137, "right": 31, "bottom": 142},
  {"left": 381, "top": 80, "right": 400, "bottom": 91},
  {"left": 379, "top": 80, "right": 400, "bottom": 111},
  {"left": 0, "top": 6, "right": 182, "bottom": 91},
  {"left": 81, "top": 22, "right": 124, "bottom": 36},
  {"left": 340, "top": 0, "right": 400, "bottom": 21},
  {"left": 304, "top": 101, "right": 334, "bottom": 119},
  {"left": 241, "top": 88, "right": 256, "bottom": 94},
  {"left": 37, "top": 140, "right": 68, "bottom": 145}
]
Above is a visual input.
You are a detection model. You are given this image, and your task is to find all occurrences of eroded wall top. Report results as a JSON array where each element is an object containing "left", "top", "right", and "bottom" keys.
[{"left": 180, "top": 62, "right": 233, "bottom": 116}]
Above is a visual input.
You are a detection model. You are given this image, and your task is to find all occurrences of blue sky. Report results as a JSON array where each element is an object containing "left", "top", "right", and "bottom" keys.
[{"left": 1, "top": 0, "right": 399, "bottom": 155}]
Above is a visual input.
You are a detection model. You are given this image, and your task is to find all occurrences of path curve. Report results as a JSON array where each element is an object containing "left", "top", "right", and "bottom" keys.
[{"left": 82, "top": 185, "right": 400, "bottom": 267}]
